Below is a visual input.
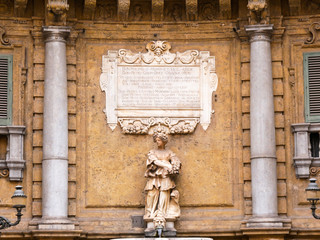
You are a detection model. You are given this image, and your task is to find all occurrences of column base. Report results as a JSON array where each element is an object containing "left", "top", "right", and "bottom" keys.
[
  {"left": 245, "top": 216, "right": 284, "bottom": 228},
  {"left": 36, "top": 218, "right": 77, "bottom": 230}
]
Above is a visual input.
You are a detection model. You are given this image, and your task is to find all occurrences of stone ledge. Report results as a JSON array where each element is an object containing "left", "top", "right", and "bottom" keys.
[{"left": 31, "top": 229, "right": 82, "bottom": 238}]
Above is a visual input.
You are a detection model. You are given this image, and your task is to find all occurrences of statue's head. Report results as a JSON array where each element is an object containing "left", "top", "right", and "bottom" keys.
[{"left": 153, "top": 132, "right": 168, "bottom": 145}]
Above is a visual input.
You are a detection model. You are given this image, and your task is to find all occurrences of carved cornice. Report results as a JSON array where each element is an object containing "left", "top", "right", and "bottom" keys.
[
  {"left": 0, "top": 26, "right": 11, "bottom": 46},
  {"left": 305, "top": 22, "right": 320, "bottom": 44},
  {"left": 118, "top": 0, "right": 130, "bottom": 21},
  {"left": 152, "top": 0, "right": 164, "bottom": 21},
  {"left": 42, "top": 26, "right": 71, "bottom": 43},
  {"left": 245, "top": 24, "right": 273, "bottom": 43}
]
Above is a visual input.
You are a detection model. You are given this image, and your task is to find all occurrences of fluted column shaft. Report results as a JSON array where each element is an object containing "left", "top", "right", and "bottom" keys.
[
  {"left": 42, "top": 26, "right": 70, "bottom": 219},
  {"left": 245, "top": 25, "right": 281, "bottom": 227}
]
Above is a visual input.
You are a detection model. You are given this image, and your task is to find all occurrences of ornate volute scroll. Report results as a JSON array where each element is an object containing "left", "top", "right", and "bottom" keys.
[
  {"left": 100, "top": 41, "right": 218, "bottom": 135},
  {"left": 305, "top": 22, "right": 320, "bottom": 44},
  {"left": 0, "top": 26, "right": 11, "bottom": 46},
  {"left": 0, "top": 169, "right": 9, "bottom": 178}
]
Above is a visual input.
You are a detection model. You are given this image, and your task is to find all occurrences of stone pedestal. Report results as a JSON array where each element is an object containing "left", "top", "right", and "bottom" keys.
[
  {"left": 245, "top": 24, "right": 282, "bottom": 228},
  {"left": 40, "top": 26, "right": 74, "bottom": 230},
  {"left": 144, "top": 217, "right": 177, "bottom": 237}
]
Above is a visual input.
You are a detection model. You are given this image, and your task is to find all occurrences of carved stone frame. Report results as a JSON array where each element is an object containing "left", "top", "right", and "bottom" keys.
[{"left": 100, "top": 41, "right": 218, "bottom": 134}]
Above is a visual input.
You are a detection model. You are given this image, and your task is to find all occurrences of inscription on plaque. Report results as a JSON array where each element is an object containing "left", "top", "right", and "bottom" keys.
[
  {"left": 100, "top": 41, "right": 218, "bottom": 134},
  {"left": 117, "top": 66, "right": 200, "bottom": 108}
]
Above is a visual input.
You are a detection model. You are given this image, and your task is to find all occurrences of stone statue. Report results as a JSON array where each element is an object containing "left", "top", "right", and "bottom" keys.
[
  {"left": 247, "top": 0, "right": 269, "bottom": 25},
  {"left": 144, "top": 131, "right": 181, "bottom": 233}
]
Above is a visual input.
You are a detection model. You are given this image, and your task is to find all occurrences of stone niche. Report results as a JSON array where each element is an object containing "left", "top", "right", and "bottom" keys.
[{"left": 100, "top": 40, "right": 218, "bottom": 135}]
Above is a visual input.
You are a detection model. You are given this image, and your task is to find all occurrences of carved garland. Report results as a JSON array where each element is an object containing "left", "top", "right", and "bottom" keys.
[{"left": 305, "top": 22, "right": 320, "bottom": 44}]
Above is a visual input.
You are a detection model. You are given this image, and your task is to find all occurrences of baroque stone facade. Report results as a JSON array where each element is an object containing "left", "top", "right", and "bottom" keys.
[{"left": 0, "top": 0, "right": 320, "bottom": 240}]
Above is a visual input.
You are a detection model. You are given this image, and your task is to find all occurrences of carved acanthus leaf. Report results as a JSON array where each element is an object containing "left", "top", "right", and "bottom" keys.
[
  {"left": 152, "top": 0, "right": 164, "bottom": 21},
  {"left": 305, "top": 22, "right": 320, "bottom": 44},
  {"left": 119, "top": 117, "right": 200, "bottom": 135},
  {"left": 0, "top": 26, "right": 10, "bottom": 46},
  {"left": 247, "top": 0, "right": 269, "bottom": 25}
]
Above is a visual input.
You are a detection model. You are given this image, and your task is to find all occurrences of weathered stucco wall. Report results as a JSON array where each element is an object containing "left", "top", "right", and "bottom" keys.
[{"left": 1, "top": 1, "right": 320, "bottom": 239}]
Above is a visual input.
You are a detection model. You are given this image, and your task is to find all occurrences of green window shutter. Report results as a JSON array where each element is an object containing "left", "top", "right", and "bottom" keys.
[
  {"left": 0, "top": 55, "right": 12, "bottom": 125},
  {"left": 304, "top": 52, "right": 320, "bottom": 122}
]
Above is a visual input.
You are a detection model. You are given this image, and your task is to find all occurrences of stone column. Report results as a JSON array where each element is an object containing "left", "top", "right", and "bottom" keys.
[
  {"left": 245, "top": 25, "right": 282, "bottom": 227},
  {"left": 40, "top": 26, "right": 73, "bottom": 229}
]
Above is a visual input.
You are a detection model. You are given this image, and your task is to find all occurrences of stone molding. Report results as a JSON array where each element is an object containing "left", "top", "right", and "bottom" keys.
[
  {"left": 245, "top": 24, "right": 273, "bottom": 42},
  {"left": 0, "top": 126, "right": 26, "bottom": 181},
  {"left": 43, "top": 26, "right": 71, "bottom": 43},
  {"left": 292, "top": 123, "right": 320, "bottom": 178},
  {"left": 100, "top": 41, "right": 218, "bottom": 134}
]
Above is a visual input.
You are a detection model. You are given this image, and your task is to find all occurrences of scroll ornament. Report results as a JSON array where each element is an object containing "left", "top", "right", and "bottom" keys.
[
  {"left": 0, "top": 26, "right": 10, "bottom": 46},
  {"left": 305, "top": 22, "right": 320, "bottom": 44}
]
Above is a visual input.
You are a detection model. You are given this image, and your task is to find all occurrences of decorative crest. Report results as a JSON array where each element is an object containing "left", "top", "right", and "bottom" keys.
[{"left": 118, "top": 40, "right": 199, "bottom": 64}]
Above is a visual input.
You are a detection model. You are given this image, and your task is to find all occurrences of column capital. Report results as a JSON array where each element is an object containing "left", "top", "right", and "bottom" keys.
[
  {"left": 42, "top": 26, "right": 71, "bottom": 43},
  {"left": 245, "top": 24, "right": 273, "bottom": 43}
]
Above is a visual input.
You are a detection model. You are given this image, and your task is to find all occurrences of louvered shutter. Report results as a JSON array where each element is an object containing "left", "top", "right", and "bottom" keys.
[
  {"left": 304, "top": 52, "right": 320, "bottom": 122},
  {"left": 0, "top": 55, "right": 12, "bottom": 125}
]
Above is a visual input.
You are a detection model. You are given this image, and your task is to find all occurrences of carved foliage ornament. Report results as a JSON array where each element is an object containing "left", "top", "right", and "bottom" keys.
[
  {"left": 247, "top": 0, "right": 269, "bottom": 25},
  {"left": 100, "top": 41, "right": 218, "bottom": 135},
  {"left": 305, "top": 22, "right": 320, "bottom": 44},
  {"left": 47, "top": 0, "right": 69, "bottom": 15}
]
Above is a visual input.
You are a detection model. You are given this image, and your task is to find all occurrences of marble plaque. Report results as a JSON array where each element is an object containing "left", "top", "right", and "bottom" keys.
[
  {"left": 117, "top": 66, "right": 200, "bottom": 109},
  {"left": 100, "top": 41, "right": 218, "bottom": 134}
]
